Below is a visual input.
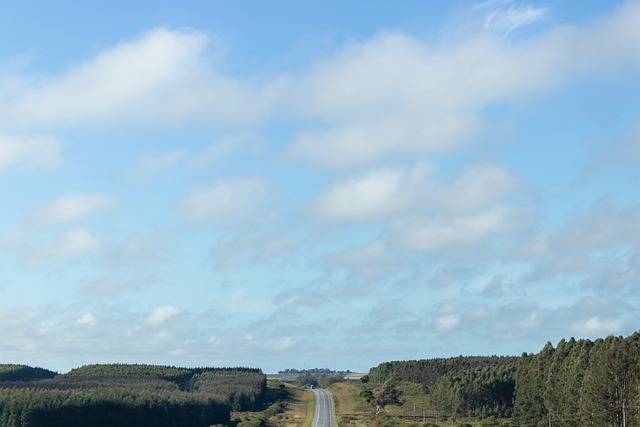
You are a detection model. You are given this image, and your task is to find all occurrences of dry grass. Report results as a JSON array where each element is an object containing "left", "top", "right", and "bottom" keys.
[
  {"left": 328, "top": 382, "right": 374, "bottom": 426},
  {"left": 265, "top": 384, "right": 313, "bottom": 427}
]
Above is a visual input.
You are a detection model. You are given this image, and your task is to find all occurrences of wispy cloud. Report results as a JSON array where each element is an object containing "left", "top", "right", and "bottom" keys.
[
  {"left": 1, "top": 1, "right": 640, "bottom": 372},
  {"left": 146, "top": 305, "right": 183, "bottom": 326},
  {"left": 0, "top": 133, "right": 61, "bottom": 170},
  {"left": 179, "top": 177, "right": 269, "bottom": 224},
  {"left": 481, "top": 2, "right": 548, "bottom": 37},
  {"left": 23, "top": 227, "right": 102, "bottom": 267},
  {"left": 27, "top": 193, "right": 116, "bottom": 228}
]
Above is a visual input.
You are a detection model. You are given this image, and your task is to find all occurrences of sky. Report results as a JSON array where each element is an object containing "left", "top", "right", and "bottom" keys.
[{"left": 1, "top": 0, "right": 639, "bottom": 374}]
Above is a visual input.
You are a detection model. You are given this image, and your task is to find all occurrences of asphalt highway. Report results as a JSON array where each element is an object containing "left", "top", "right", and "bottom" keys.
[{"left": 311, "top": 388, "right": 335, "bottom": 427}]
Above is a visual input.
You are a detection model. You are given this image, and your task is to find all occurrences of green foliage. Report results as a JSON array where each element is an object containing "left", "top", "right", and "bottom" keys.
[
  {"left": 190, "top": 369, "right": 266, "bottom": 411},
  {"left": 0, "top": 364, "right": 266, "bottom": 426},
  {"left": 233, "top": 394, "right": 286, "bottom": 427},
  {"left": 279, "top": 368, "right": 337, "bottom": 374},
  {"left": 368, "top": 331, "right": 640, "bottom": 426},
  {"left": 0, "top": 386, "right": 230, "bottom": 426},
  {"left": 368, "top": 356, "right": 518, "bottom": 387},
  {"left": 428, "top": 365, "right": 515, "bottom": 419},
  {"left": 295, "top": 373, "right": 319, "bottom": 388},
  {"left": 369, "top": 356, "right": 517, "bottom": 419},
  {"left": 360, "top": 388, "right": 374, "bottom": 403},
  {"left": 294, "top": 372, "right": 345, "bottom": 389},
  {"left": 0, "top": 365, "right": 56, "bottom": 382},
  {"left": 375, "top": 377, "right": 404, "bottom": 412},
  {"left": 513, "top": 332, "right": 640, "bottom": 427}
]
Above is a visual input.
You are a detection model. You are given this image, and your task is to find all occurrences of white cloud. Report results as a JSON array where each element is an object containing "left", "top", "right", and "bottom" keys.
[
  {"left": 2, "top": 3, "right": 640, "bottom": 373},
  {"left": 188, "top": 133, "right": 264, "bottom": 171},
  {"left": 332, "top": 240, "right": 398, "bottom": 279},
  {"left": 287, "top": 31, "right": 551, "bottom": 167},
  {"left": 28, "top": 193, "right": 116, "bottom": 228},
  {"left": 585, "top": 250, "right": 640, "bottom": 291},
  {"left": 570, "top": 316, "right": 623, "bottom": 336},
  {"left": 0, "top": 133, "right": 61, "bottom": 170},
  {"left": 138, "top": 149, "right": 188, "bottom": 176},
  {"left": 311, "top": 163, "right": 521, "bottom": 223},
  {"left": 5, "top": 29, "right": 208, "bottom": 128},
  {"left": 436, "top": 164, "right": 522, "bottom": 214},
  {"left": 180, "top": 177, "right": 269, "bottom": 224},
  {"left": 482, "top": 3, "right": 548, "bottom": 36},
  {"left": 0, "top": 230, "right": 24, "bottom": 248},
  {"left": 567, "top": 0, "right": 640, "bottom": 73},
  {"left": 537, "top": 200, "right": 640, "bottom": 257},
  {"left": 77, "top": 313, "right": 96, "bottom": 326},
  {"left": 435, "top": 315, "right": 461, "bottom": 332},
  {"left": 310, "top": 166, "right": 422, "bottom": 221},
  {"left": 58, "top": 228, "right": 101, "bottom": 254},
  {"left": 146, "top": 305, "right": 183, "bottom": 326},
  {"left": 290, "top": 113, "right": 480, "bottom": 167},
  {"left": 1, "top": 28, "right": 283, "bottom": 131},
  {"left": 135, "top": 134, "right": 264, "bottom": 177},
  {"left": 104, "top": 233, "right": 170, "bottom": 270},
  {"left": 24, "top": 227, "right": 101, "bottom": 267},
  {"left": 2, "top": 5, "right": 638, "bottom": 171},
  {"left": 268, "top": 336, "right": 295, "bottom": 351},
  {"left": 519, "top": 200, "right": 640, "bottom": 291},
  {"left": 287, "top": 2, "right": 640, "bottom": 168},
  {"left": 391, "top": 207, "right": 522, "bottom": 252}
]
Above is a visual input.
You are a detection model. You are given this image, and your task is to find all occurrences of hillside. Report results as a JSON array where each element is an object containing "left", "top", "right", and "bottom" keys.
[
  {"left": 0, "top": 364, "right": 266, "bottom": 426},
  {"left": 361, "top": 332, "right": 640, "bottom": 426}
]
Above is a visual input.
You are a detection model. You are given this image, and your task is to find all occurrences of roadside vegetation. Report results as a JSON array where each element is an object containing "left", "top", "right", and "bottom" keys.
[
  {"left": 232, "top": 381, "right": 312, "bottom": 427},
  {"left": 1, "top": 330, "right": 639, "bottom": 426},
  {"left": 360, "top": 331, "right": 640, "bottom": 427}
]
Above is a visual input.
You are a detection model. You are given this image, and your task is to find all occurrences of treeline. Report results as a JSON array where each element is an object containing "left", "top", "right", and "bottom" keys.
[
  {"left": 278, "top": 368, "right": 341, "bottom": 374},
  {"left": 513, "top": 333, "right": 640, "bottom": 426},
  {"left": 367, "top": 356, "right": 517, "bottom": 385},
  {"left": 366, "top": 332, "right": 640, "bottom": 425},
  {"left": 0, "top": 365, "right": 56, "bottom": 382},
  {"left": 0, "top": 364, "right": 267, "bottom": 426},
  {"left": 367, "top": 356, "right": 518, "bottom": 419},
  {"left": 190, "top": 369, "right": 266, "bottom": 411},
  {"left": 0, "top": 387, "right": 228, "bottom": 427}
]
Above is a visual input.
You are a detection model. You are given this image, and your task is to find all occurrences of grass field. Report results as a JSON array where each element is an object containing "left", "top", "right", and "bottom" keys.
[
  {"left": 328, "top": 382, "right": 374, "bottom": 426},
  {"left": 266, "top": 384, "right": 313, "bottom": 427}
]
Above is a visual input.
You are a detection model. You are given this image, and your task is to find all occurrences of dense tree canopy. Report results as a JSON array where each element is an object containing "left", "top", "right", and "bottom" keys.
[
  {"left": 0, "top": 365, "right": 56, "bottom": 382},
  {"left": 514, "top": 333, "right": 640, "bottom": 427},
  {"left": 0, "top": 364, "right": 266, "bottom": 427},
  {"left": 368, "top": 332, "right": 640, "bottom": 425}
]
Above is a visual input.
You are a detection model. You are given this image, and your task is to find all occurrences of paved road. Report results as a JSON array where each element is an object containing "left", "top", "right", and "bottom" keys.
[{"left": 311, "top": 388, "right": 335, "bottom": 427}]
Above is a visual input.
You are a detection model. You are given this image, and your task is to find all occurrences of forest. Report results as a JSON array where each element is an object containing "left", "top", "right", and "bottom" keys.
[
  {"left": 0, "top": 364, "right": 266, "bottom": 427},
  {"left": 366, "top": 331, "right": 640, "bottom": 426},
  {"left": 2, "top": 331, "right": 640, "bottom": 426}
]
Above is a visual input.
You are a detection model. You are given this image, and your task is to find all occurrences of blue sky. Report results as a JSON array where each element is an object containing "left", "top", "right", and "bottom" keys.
[{"left": 1, "top": 0, "right": 639, "bottom": 374}]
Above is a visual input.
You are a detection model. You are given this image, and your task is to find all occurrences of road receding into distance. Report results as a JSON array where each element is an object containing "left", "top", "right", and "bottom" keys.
[{"left": 311, "top": 388, "right": 335, "bottom": 427}]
